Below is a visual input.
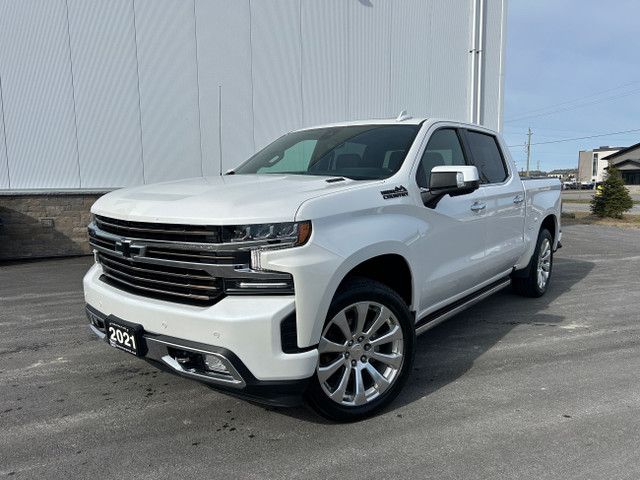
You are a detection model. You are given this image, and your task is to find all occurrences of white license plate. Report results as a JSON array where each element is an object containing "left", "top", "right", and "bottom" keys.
[{"left": 106, "top": 321, "right": 140, "bottom": 356}]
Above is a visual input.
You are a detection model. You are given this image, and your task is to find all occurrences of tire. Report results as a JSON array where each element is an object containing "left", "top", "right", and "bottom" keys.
[
  {"left": 306, "top": 277, "right": 416, "bottom": 422},
  {"left": 512, "top": 228, "right": 553, "bottom": 298}
]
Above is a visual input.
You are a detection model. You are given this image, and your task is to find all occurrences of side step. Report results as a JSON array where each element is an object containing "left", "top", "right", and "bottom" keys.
[{"left": 415, "top": 277, "right": 512, "bottom": 336}]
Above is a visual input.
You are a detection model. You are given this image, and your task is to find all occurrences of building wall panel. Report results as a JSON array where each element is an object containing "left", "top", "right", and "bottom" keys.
[
  {"left": 250, "top": 0, "right": 303, "bottom": 151},
  {"left": 67, "top": 0, "right": 144, "bottom": 188},
  {"left": 134, "top": 0, "right": 202, "bottom": 184},
  {"left": 0, "top": 0, "right": 79, "bottom": 189},
  {"left": 389, "top": 0, "right": 433, "bottom": 118},
  {"left": 300, "top": 0, "right": 349, "bottom": 127},
  {"left": 347, "top": 1, "right": 392, "bottom": 120},
  {"left": 194, "top": 0, "right": 254, "bottom": 175},
  {"left": 481, "top": 0, "right": 507, "bottom": 132},
  {"left": 428, "top": 0, "right": 474, "bottom": 122},
  {"left": 0, "top": 88, "right": 8, "bottom": 189}
]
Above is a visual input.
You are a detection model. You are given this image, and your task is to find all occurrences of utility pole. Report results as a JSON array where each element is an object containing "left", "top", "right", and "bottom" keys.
[{"left": 525, "top": 128, "right": 532, "bottom": 177}]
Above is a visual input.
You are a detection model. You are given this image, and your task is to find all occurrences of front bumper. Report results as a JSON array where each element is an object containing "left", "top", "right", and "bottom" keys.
[
  {"left": 86, "top": 305, "right": 310, "bottom": 406},
  {"left": 83, "top": 263, "right": 318, "bottom": 406}
]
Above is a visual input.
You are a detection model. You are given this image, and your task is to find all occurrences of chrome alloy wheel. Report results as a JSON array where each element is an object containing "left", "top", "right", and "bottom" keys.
[
  {"left": 316, "top": 301, "right": 405, "bottom": 407},
  {"left": 536, "top": 237, "right": 552, "bottom": 290}
]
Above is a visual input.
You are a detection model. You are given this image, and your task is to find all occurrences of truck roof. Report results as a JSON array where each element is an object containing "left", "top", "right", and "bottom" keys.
[{"left": 287, "top": 117, "right": 492, "bottom": 133}]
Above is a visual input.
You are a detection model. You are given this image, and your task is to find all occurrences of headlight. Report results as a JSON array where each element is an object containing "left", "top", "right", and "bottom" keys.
[
  {"left": 222, "top": 221, "right": 311, "bottom": 272},
  {"left": 223, "top": 221, "right": 311, "bottom": 248}
]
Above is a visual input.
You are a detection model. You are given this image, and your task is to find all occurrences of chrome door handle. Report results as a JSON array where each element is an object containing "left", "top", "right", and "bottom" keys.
[
  {"left": 471, "top": 202, "right": 486, "bottom": 212},
  {"left": 513, "top": 195, "right": 525, "bottom": 204}
]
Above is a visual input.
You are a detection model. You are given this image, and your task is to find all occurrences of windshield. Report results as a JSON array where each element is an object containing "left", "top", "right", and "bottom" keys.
[{"left": 233, "top": 124, "right": 420, "bottom": 180}]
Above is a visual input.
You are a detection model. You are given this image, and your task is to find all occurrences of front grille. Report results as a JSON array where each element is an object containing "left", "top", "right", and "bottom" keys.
[
  {"left": 88, "top": 216, "right": 293, "bottom": 306},
  {"left": 89, "top": 217, "right": 244, "bottom": 306}
]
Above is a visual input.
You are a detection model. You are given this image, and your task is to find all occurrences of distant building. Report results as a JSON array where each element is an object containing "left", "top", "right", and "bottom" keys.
[
  {"left": 602, "top": 142, "right": 640, "bottom": 185},
  {"left": 548, "top": 169, "right": 577, "bottom": 182},
  {"left": 578, "top": 146, "right": 622, "bottom": 183},
  {"left": 519, "top": 170, "right": 547, "bottom": 178}
]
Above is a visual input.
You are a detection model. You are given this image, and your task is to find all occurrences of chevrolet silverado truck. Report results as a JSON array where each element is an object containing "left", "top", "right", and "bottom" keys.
[{"left": 83, "top": 117, "right": 562, "bottom": 421}]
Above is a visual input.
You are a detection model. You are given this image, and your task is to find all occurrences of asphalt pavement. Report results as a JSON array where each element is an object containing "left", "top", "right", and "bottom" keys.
[{"left": 1, "top": 224, "right": 640, "bottom": 479}]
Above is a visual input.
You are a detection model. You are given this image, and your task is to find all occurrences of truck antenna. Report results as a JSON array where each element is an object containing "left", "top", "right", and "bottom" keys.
[{"left": 396, "top": 110, "right": 412, "bottom": 122}]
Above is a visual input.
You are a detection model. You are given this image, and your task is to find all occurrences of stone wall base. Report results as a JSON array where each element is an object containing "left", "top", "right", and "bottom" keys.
[{"left": 0, "top": 191, "right": 108, "bottom": 260}]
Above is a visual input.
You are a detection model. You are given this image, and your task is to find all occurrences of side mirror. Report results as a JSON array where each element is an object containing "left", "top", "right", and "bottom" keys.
[
  {"left": 421, "top": 165, "right": 480, "bottom": 208},
  {"left": 429, "top": 165, "right": 480, "bottom": 196}
]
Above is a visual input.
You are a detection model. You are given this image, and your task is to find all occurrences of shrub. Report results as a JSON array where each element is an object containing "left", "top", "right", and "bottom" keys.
[{"left": 590, "top": 166, "right": 633, "bottom": 218}]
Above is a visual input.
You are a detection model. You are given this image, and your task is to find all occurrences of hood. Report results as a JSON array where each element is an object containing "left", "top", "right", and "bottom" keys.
[{"left": 91, "top": 174, "right": 370, "bottom": 224}]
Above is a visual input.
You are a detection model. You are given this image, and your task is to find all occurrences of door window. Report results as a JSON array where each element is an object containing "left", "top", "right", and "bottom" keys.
[
  {"left": 416, "top": 128, "right": 467, "bottom": 188},
  {"left": 464, "top": 131, "right": 507, "bottom": 184}
]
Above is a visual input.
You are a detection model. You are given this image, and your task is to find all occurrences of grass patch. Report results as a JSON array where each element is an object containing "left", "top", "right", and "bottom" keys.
[
  {"left": 562, "top": 212, "right": 640, "bottom": 229},
  {"left": 562, "top": 198, "right": 640, "bottom": 204}
]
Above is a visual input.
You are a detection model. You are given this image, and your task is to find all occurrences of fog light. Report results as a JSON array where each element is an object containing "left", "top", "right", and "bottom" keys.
[{"left": 204, "top": 354, "right": 229, "bottom": 375}]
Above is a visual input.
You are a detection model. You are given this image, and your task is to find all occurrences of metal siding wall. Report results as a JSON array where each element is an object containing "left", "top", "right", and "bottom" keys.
[
  {"left": 347, "top": 1, "right": 392, "bottom": 120},
  {"left": 300, "top": 0, "right": 348, "bottom": 127},
  {"left": 481, "top": 0, "right": 507, "bottom": 132},
  {"left": 428, "top": 0, "right": 473, "bottom": 121},
  {"left": 67, "top": 0, "right": 144, "bottom": 188},
  {"left": 0, "top": 87, "right": 8, "bottom": 189},
  {"left": 194, "top": 0, "right": 253, "bottom": 176},
  {"left": 389, "top": 0, "right": 433, "bottom": 118},
  {"left": 0, "top": 0, "right": 79, "bottom": 189},
  {"left": 134, "top": 0, "right": 202, "bottom": 184},
  {"left": 0, "top": 0, "right": 506, "bottom": 190},
  {"left": 251, "top": 0, "right": 302, "bottom": 151}
]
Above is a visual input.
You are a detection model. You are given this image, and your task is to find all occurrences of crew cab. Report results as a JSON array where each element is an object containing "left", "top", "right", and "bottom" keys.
[{"left": 83, "top": 117, "right": 561, "bottom": 421}]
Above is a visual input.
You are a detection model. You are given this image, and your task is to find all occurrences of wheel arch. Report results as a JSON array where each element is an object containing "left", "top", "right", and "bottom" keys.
[
  {"left": 541, "top": 214, "right": 558, "bottom": 245},
  {"left": 512, "top": 215, "right": 557, "bottom": 279},
  {"left": 339, "top": 254, "right": 413, "bottom": 313}
]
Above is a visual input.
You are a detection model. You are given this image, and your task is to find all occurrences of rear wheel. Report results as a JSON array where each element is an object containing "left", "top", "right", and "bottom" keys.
[
  {"left": 512, "top": 228, "right": 553, "bottom": 297},
  {"left": 306, "top": 277, "right": 415, "bottom": 422}
]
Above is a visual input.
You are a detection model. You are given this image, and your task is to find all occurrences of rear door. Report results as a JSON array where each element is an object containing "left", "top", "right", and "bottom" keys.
[{"left": 461, "top": 129, "right": 526, "bottom": 278}]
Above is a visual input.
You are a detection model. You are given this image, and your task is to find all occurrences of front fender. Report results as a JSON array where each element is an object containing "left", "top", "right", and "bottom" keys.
[{"left": 263, "top": 209, "right": 421, "bottom": 348}]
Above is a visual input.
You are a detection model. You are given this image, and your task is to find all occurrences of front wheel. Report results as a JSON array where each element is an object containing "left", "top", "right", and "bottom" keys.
[
  {"left": 306, "top": 277, "right": 416, "bottom": 422},
  {"left": 512, "top": 228, "right": 553, "bottom": 297}
]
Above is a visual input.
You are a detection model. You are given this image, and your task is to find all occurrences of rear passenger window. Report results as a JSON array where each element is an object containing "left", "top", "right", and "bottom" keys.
[
  {"left": 416, "top": 128, "right": 466, "bottom": 188},
  {"left": 465, "top": 130, "right": 507, "bottom": 184}
]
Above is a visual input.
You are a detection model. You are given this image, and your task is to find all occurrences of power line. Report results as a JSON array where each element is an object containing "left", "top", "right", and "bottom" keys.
[
  {"left": 505, "top": 88, "right": 640, "bottom": 123},
  {"left": 504, "top": 80, "right": 640, "bottom": 122},
  {"left": 507, "top": 127, "right": 640, "bottom": 148}
]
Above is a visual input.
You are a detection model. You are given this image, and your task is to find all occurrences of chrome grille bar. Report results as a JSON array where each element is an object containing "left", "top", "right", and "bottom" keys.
[
  {"left": 101, "top": 272, "right": 215, "bottom": 302},
  {"left": 98, "top": 254, "right": 214, "bottom": 282},
  {"left": 99, "top": 254, "right": 221, "bottom": 302},
  {"left": 95, "top": 215, "right": 222, "bottom": 243}
]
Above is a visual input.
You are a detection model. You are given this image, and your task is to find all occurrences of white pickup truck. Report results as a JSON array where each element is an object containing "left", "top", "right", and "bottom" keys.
[{"left": 83, "top": 117, "right": 561, "bottom": 421}]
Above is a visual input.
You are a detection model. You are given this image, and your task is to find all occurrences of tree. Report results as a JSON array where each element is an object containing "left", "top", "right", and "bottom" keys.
[{"left": 590, "top": 166, "right": 633, "bottom": 218}]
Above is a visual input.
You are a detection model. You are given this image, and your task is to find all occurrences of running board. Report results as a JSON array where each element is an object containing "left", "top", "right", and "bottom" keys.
[{"left": 415, "top": 277, "right": 512, "bottom": 336}]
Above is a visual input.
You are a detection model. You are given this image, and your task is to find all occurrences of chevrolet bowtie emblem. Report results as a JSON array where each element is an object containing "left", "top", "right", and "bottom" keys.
[{"left": 115, "top": 239, "right": 144, "bottom": 258}]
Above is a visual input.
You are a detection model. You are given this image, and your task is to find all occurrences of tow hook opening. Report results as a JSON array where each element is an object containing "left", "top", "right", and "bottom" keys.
[{"left": 86, "top": 309, "right": 106, "bottom": 333}]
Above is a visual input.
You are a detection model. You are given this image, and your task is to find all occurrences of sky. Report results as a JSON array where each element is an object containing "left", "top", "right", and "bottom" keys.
[{"left": 502, "top": 0, "right": 640, "bottom": 173}]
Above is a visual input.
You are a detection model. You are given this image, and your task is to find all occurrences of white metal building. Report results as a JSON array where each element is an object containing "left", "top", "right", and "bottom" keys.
[
  {"left": 578, "top": 146, "right": 622, "bottom": 183},
  {"left": 0, "top": 0, "right": 508, "bottom": 191}
]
